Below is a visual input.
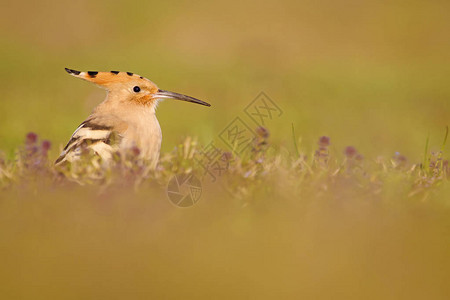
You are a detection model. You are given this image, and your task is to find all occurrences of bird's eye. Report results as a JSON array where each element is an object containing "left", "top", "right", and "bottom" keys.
[{"left": 133, "top": 86, "right": 141, "bottom": 93}]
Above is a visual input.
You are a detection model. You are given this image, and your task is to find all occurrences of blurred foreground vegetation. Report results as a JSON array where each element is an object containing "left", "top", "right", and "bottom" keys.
[{"left": 1, "top": 131, "right": 450, "bottom": 299}]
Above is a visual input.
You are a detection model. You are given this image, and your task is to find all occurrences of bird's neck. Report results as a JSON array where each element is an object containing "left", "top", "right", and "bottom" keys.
[
  {"left": 95, "top": 96, "right": 162, "bottom": 166},
  {"left": 120, "top": 106, "right": 162, "bottom": 165}
]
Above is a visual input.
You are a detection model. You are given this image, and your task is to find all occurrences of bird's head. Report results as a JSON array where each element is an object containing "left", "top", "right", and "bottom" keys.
[{"left": 64, "top": 68, "right": 211, "bottom": 109}]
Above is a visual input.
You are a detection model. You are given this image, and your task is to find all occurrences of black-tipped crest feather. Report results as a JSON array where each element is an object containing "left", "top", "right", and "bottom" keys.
[{"left": 65, "top": 68, "right": 81, "bottom": 75}]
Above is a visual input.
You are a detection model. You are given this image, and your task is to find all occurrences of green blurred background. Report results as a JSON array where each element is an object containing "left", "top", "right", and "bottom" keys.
[
  {"left": 1, "top": 1, "right": 450, "bottom": 299},
  {"left": 1, "top": 0, "right": 450, "bottom": 159}
]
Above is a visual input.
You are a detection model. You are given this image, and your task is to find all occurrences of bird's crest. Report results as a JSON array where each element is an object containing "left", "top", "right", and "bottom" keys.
[{"left": 65, "top": 68, "right": 151, "bottom": 87}]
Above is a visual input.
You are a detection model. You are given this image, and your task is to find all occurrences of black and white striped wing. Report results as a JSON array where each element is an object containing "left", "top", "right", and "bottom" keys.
[{"left": 55, "top": 120, "right": 119, "bottom": 165}]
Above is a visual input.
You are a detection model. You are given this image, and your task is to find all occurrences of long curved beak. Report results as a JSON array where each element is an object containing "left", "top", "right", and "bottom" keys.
[{"left": 155, "top": 89, "right": 211, "bottom": 107}]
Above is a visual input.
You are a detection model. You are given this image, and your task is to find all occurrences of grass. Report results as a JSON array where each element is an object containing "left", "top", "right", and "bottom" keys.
[{"left": 2, "top": 127, "right": 449, "bottom": 199}]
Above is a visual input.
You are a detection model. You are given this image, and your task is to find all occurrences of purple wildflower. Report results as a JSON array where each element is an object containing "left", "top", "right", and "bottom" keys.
[
  {"left": 344, "top": 146, "right": 357, "bottom": 158},
  {"left": 318, "top": 136, "right": 330, "bottom": 147},
  {"left": 26, "top": 132, "right": 38, "bottom": 144}
]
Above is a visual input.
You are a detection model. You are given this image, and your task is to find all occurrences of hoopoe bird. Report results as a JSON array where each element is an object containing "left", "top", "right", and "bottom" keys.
[{"left": 56, "top": 68, "right": 210, "bottom": 167}]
